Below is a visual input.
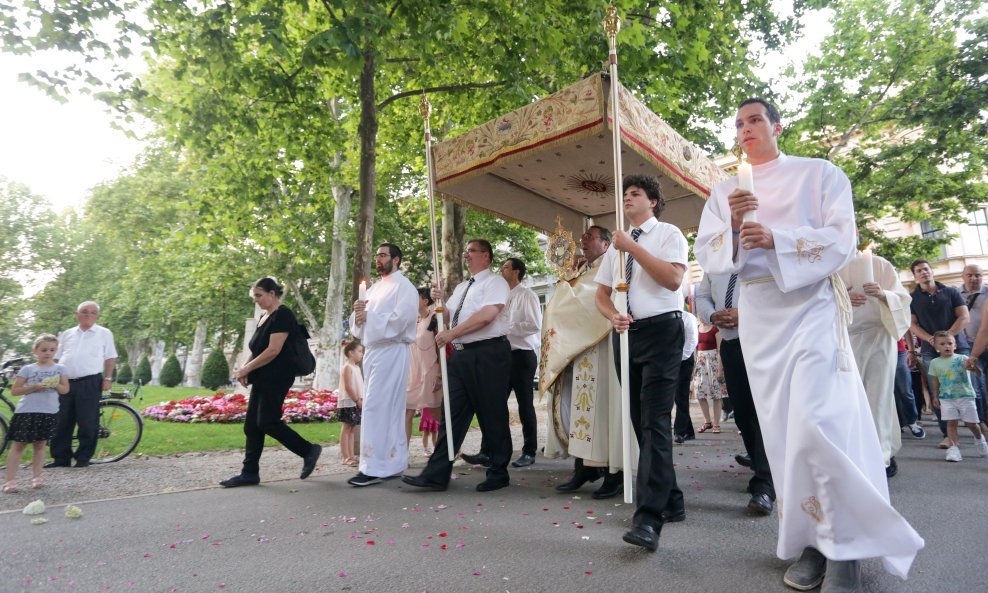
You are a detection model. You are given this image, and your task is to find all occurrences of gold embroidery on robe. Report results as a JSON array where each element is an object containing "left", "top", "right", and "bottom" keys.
[
  {"left": 801, "top": 496, "right": 824, "bottom": 523},
  {"left": 710, "top": 233, "right": 725, "bottom": 252},
  {"left": 796, "top": 238, "right": 825, "bottom": 263}
]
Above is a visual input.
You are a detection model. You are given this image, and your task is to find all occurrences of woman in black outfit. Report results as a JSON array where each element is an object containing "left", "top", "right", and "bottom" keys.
[{"left": 220, "top": 277, "right": 322, "bottom": 487}]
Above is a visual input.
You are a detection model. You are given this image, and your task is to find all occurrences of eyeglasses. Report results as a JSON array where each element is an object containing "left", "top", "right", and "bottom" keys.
[{"left": 78, "top": 310, "right": 99, "bottom": 315}]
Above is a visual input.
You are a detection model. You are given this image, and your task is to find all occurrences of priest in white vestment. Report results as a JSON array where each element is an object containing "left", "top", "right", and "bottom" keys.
[
  {"left": 839, "top": 251, "right": 912, "bottom": 476},
  {"left": 695, "top": 98, "right": 923, "bottom": 591},
  {"left": 348, "top": 243, "right": 418, "bottom": 485},
  {"left": 541, "top": 226, "right": 636, "bottom": 498}
]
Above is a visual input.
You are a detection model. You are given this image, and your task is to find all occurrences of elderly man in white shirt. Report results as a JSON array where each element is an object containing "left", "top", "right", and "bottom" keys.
[
  {"left": 49, "top": 301, "right": 117, "bottom": 468},
  {"left": 403, "top": 239, "right": 514, "bottom": 493}
]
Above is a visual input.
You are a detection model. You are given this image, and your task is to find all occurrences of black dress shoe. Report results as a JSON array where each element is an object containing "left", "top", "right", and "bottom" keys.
[
  {"left": 735, "top": 453, "right": 752, "bottom": 468},
  {"left": 219, "top": 474, "right": 260, "bottom": 488},
  {"left": 460, "top": 452, "right": 491, "bottom": 467},
  {"left": 401, "top": 475, "right": 448, "bottom": 491},
  {"left": 591, "top": 471, "right": 623, "bottom": 499},
  {"left": 511, "top": 453, "right": 535, "bottom": 468},
  {"left": 300, "top": 444, "right": 322, "bottom": 479},
  {"left": 622, "top": 524, "right": 660, "bottom": 552},
  {"left": 674, "top": 434, "right": 685, "bottom": 444},
  {"left": 555, "top": 461, "right": 603, "bottom": 492},
  {"left": 662, "top": 509, "right": 686, "bottom": 523},
  {"left": 74, "top": 460, "right": 91, "bottom": 468},
  {"left": 747, "top": 492, "right": 774, "bottom": 516},
  {"left": 885, "top": 456, "right": 898, "bottom": 478},
  {"left": 476, "top": 479, "right": 509, "bottom": 492},
  {"left": 44, "top": 461, "right": 70, "bottom": 468}
]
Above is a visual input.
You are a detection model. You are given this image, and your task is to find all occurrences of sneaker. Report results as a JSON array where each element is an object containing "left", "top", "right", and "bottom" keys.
[
  {"left": 976, "top": 438, "right": 988, "bottom": 458},
  {"left": 938, "top": 437, "right": 952, "bottom": 449},
  {"left": 347, "top": 472, "right": 383, "bottom": 487},
  {"left": 945, "top": 446, "right": 962, "bottom": 462},
  {"left": 908, "top": 424, "right": 926, "bottom": 439}
]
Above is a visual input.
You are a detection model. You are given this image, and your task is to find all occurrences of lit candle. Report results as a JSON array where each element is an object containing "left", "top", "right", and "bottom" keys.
[
  {"left": 358, "top": 281, "right": 368, "bottom": 301},
  {"left": 738, "top": 161, "right": 757, "bottom": 223},
  {"left": 860, "top": 247, "right": 874, "bottom": 286}
]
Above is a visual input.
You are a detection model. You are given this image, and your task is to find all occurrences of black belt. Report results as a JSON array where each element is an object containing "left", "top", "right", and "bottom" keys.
[
  {"left": 69, "top": 373, "right": 103, "bottom": 382},
  {"left": 629, "top": 310, "right": 682, "bottom": 328},
  {"left": 452, "top": 336, "right": 508, "bottom": 351}
]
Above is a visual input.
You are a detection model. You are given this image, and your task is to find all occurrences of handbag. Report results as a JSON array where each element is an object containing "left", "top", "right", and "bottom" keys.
[{"left": 289, "top": 322, "right": 317, "bottom": 376}]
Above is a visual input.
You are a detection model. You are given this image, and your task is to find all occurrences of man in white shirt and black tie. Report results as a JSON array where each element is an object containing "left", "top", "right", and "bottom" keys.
[
  {"left": 403, "top": 239, "right": 514, "bottom": 492},
  {"left": 595, "top": 175, "right": 689, "bottom": 551}
]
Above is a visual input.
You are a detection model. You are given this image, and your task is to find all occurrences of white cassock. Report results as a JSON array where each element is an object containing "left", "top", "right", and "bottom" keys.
[
  {"left": 540, "top": 259, "right": 637, "bottom": 472},
  {"left": 695, "top": 153, "right": 923, "bottom": 579},
  {"left": 839, "top": 254, "right": 912, "bottom": 466},
  {"left": 349, "top": 271, "right": 418, "bottom": 478}
]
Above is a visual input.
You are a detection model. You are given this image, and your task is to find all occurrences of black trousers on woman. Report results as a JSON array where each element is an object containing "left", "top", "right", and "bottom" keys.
[
  {"left": 719, "top": 338, "right": 774, "bottom": 499},
  {"left": 613, "top": 313, "right": 685, "bottom": 531},
  {"left": 242, "top": 374, "right": 314, "bottom": 476},
  {"left": 674, "top": 356, "right": 696, "bottom": 440}
]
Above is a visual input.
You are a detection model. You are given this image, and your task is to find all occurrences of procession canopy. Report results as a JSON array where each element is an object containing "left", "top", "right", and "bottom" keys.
[{"left": 431, "top": 72, "right": 728, "bottom": 237}]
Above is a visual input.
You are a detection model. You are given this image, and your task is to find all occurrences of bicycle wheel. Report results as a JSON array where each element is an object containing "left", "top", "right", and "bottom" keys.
[
  {"left": 0, "top": 415, "right": 9, "bottom": 458},
  {"left": 90, "top": 401, "right": 143, "bottom": 463}
]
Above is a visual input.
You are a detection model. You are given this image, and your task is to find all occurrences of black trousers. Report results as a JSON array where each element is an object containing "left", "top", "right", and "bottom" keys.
[
  {"left": 50, "top": 374, "right": 102, "bottom": 464},
  {"left": 719, "top": 338, "right": 775, "bottom": 499},
  {"left": 421, "top": 338, "right": 512, "bottom": 486},
  {"left": 674, "top": 356, "right": 695, "bottom": 439},
  {"left": 242, "top": 374, "right": 314, "bottom": 476},
  {"left": 510, "top": 349, "right": 539, "bottom": 456},
  {"left": 613, "top": 316, "right": 684, "bottom": 529}
]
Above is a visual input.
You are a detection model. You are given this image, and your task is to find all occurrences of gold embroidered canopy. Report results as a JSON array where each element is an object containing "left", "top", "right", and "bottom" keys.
[{"left": 431, "top": 72, "right": 727, "bottom": 236}]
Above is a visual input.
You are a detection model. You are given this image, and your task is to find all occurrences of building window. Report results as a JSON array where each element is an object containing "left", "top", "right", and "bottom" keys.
[
  {"left": 921, "top": 219, "right": 947, "bottom": 259},
  {"left": 959, "top": 207, "right": 988, "bottom": 256}
]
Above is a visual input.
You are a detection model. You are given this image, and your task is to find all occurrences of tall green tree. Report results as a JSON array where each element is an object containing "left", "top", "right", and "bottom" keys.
[{"left": 781, "top": 0, "right": 987, "bottom": 269}]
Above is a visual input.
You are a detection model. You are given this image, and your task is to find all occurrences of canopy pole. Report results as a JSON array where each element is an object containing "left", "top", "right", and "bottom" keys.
[
  {"left": 603, "top": 6, "right": 634, "bottom": 505},
  {"left": 420, "top": 95, "right": 456, "bottom": 462}
]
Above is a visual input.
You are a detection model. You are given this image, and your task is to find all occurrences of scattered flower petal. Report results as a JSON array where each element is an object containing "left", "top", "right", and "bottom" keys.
[
  {"left": 65, "top": 505, "right": 83, "bottom": 519},
  {"left": 23, "top": 500, "right": 45, "bottom": 515}
]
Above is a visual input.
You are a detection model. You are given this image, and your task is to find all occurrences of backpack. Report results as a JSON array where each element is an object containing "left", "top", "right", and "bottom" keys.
[{"left": 289, "top": 322, "right": 317, "bottom": 376}]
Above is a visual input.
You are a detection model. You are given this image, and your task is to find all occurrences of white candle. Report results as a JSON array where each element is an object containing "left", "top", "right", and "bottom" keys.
[
  {"left": 738, "top": 161, "right": 757, "bottom": 223},
  {"left": 860, "top": 248, "right": 874, "bottom": 285},
  {"left": 358, "top": 281, "right": 368, "bottom": 301}
]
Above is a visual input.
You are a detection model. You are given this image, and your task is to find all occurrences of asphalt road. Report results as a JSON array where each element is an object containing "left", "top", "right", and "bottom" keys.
[{"left": 2, "top": 428, "right": 986, "bottom": 593}]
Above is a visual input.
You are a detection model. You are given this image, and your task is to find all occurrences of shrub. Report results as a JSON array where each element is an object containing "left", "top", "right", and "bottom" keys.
[
  {"left": 116, "top": 363, "right": 133, "bottom": 384},
  {"left": 160, "top": 355, "right": 183, "bottom": 387},
  {"left": 135, "top": 355, "right": 152, "bottom": 385},
  {"left": 201, "top": 348, "right": 231, "bottom": 391}
]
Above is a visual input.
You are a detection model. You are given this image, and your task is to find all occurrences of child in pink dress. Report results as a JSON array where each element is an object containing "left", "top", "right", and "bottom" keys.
[{"left": 337, "top": 341, "right": 364, "bottom": 466}]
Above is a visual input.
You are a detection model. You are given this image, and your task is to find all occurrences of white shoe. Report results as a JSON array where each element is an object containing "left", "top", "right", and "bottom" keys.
[
  {"left": 976, "top": 439, "right": 988, "bottom": 458},
  {"left": 945, "top": 446, "right": 962, "bottom": 462}
]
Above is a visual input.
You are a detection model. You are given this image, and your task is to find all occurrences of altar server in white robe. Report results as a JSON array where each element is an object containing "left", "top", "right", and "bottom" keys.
[
  {"left": 695, "top": 97, "right": 923, "bottom": 592},
  {"left": 348, "top": 243, "right": 419, "bottom": 486},
  {"left": 839, "top": 250, "right": 912, "bottom": 477}
]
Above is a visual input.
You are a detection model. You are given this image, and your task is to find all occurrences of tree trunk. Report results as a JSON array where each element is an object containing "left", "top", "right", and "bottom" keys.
[
  {"left": 316, "top": 174, "right": 354, "bottom": 391},
  {"left": 184, "top": 319, "right": 207, "bottom": 387},
  {"left": 352, "top": 47, "right": 378, "bottom": 301},
  {"left": 442, "top": 199, "right": 467, "bottom": 295},
  {"left": 150, "top": 340, "right": 166, "bottom": 386}
]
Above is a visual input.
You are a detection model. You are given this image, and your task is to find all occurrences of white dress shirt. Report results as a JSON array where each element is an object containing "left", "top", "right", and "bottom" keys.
[
  {"left": 695, "top": 272, "right": 740, "bottom": 341},
  {"left": 503, "top": 284, "right": 542, "bottom": 351},
  {"left": 447, "top": 269, "right": 510, "bottom": 344},
  {"left": 595, "top": 216, "right": 688, "bottom": 318},
  {"left": 56, "top": 324, "right": 118, "bottom": 379},
  {"left": 682, "top": 310, "right": 698, "bottom": 360}
]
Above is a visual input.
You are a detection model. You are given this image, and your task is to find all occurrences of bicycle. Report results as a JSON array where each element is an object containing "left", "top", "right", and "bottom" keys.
[{"left": 1, "top": 358, "right": 144, "bottom": 464}]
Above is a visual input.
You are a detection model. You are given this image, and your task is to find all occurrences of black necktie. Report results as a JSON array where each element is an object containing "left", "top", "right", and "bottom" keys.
[
  {"left": 725, "top": 273, "right": 738, "bottom": 309},
  {"left": 966, "top": 291, "right": 980, "bottom": 310},
  {"left": 451, "top": 277, "right": 475, "bottom": 328},
  {"left": 625, "top": 228, "right": 642, "bottom": 317}
]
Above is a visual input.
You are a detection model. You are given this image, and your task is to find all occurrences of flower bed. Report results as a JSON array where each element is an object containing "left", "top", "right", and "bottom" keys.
[{"left": 141, "top": 389, "right": 338, "bottom": 423}]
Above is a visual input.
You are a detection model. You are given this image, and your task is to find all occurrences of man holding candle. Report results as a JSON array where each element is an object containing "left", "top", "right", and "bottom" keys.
[
  {"left": 695, "top": 97, "right": 923, "bottom": 591},
  {"left": 838, "top": 247, "right": 913, "bottom": 477},
  {"left": 347, "top": 243, "right": 419, "bottom": 487}
]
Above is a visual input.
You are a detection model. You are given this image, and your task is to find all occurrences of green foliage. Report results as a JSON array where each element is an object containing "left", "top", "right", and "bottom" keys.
[
  {"left": 200, "top": 348, "right": 231, "bottom": 391},
  {"left": 116, "top": 363, "right": 133, "bottom": 384},
  {"left": 135, "top": 355, "right": 152, "bottom": 385},
  {"left": 781, "top": 0, "right": 987, "bottom": 269},
  {"left": 159, "top": 354, "right": 183, "bottom": 387}
]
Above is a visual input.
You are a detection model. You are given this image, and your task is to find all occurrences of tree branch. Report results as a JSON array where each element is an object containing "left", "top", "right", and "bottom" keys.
[
  {"left": 377, "top": 80, "right": 508, "bottom": 112},
  {"left": 319, "top": 0, "right": 344, "bottom": 27},
  {"left": 388, "top": 0, "right": 403, "bottom": 19}
]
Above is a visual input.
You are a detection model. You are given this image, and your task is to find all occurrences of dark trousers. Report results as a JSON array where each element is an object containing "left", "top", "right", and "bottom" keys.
[
  {"left": 509, "top": 349, "right": 538, "bottom": 456},
  {"left": 893, "top": 350, "right": 918, "bottom": 427},
  {"left": 674, "top": 356, "right": 695, "bottom": 439},
  {"left": 613, "top": 316, "right": 684, "bottom": 529},
  {"left": 421, "top": 338, "right": 512, "bottom": 486},
  {"left": 50, "top": 374, "right": 102, "bottom": 464},
  {"left": 720, "top": 339, "right": 775, "bottom": 499},
  {"left": 242, "top": 375, "right": 313, "bottom": 476}
]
